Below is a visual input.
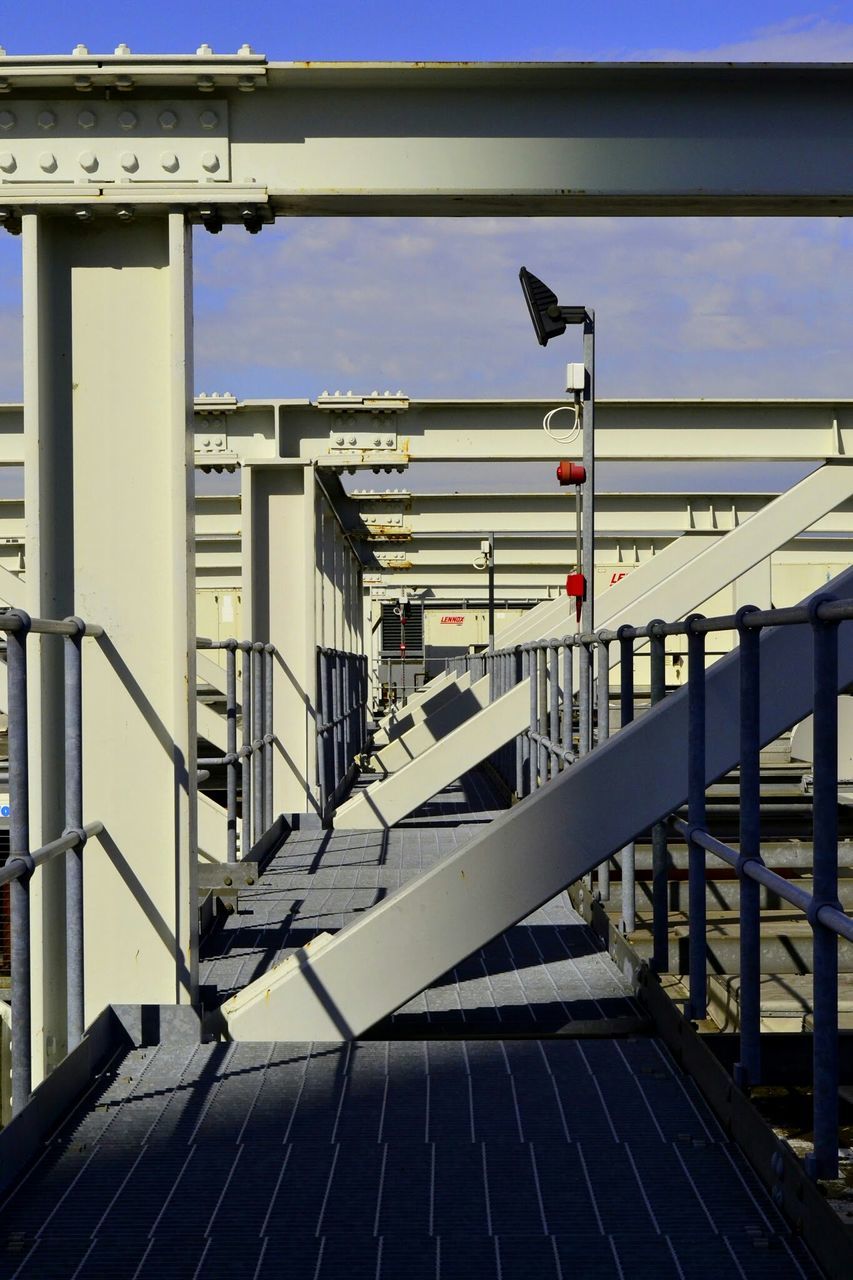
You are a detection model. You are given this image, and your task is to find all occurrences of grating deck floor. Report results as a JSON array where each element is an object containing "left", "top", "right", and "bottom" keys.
[
  {"left": 200, "top": 776, "right": 640, "bottom": 1032},
  {"left": 0, "top": 1035, "right": 823, "bottom": 1279},
  {"left": 0, "top": 774, "right": 828, "bottom": 1277}
]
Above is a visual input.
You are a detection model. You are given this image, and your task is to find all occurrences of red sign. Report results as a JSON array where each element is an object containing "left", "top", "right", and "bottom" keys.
[{"left": 440, "top": 615, "right": 465, "bottom": 625}]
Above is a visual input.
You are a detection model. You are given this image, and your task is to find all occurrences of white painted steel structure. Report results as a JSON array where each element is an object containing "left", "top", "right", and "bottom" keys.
[{"left": 4, "top": 51, "right": 853, "bottom": 1089}]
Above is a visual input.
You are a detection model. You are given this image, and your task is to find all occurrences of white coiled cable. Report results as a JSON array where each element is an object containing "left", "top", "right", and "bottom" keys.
[{"left": 543, "top": 401, "right": 582, "bottom": 446}]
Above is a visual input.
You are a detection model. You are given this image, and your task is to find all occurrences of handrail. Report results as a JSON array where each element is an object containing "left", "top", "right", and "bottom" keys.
[
  {"left": 195, "top": 638, "right": 276, "bottom": 861},
  {"left": 447, "top": 591, "right": 853, "bottom": 1182}
]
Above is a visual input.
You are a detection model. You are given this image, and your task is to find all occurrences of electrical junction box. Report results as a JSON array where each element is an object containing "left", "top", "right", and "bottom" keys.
[{"left": 566, "top": 362, "right": 585, "bottom": 393}]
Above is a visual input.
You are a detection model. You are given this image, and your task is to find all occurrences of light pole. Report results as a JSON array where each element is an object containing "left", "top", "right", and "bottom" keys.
[{"left": 519, "top": 267, "right": 596, "bottom": 750}]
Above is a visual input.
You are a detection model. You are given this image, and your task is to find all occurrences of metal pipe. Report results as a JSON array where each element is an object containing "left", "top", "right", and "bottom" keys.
[
  {"left": 808, "top": 601, "right": 840, "bottom": 1180},
  {"left": 252, "top": 642, "right": 264, "bottom": 842},
  {"left": 735, "top": 608, "right": 762, "bottom": 1090},
  {"left": 561, "top": 640, "right": 573, "bottom": 765},
  {"left": 240, "top": 642, "right": 252, "bottom": 857},
  {"left": 264, "top": 644, "right": 274, "bottom": 830},
  {"left": 537, "top": 644, "right": 548, "bottom": 788},
  {"left": 7, "top": 609, "right": 31, "bottom": 1116},
  {"left": 597, "top": 639, "right": 610, "bottom": 900},
  {"left": 317, "top": 649, "right": 329, "bottom": 817},
  {"left": 687, "top": 617, "right": 707, "bottom": 1021},
  {"left": 0, "top": 822, "right": 104, "bottom": 888},
  {"left": 521, "top": 646, "right": 531, "bottom": 796},
  {"left": 649, "top": 623, "right": 667, "bottom": 966},
  {"left": 549, "top": 644, "right": 560, "bottom": 780},
  {"left": 225, "top": 641, "right": 238, "bottom": 863},
  {"left": 64, "top": 617, "right": 85, "bottom": 1051},
  {"left": 529, "top": 647, "right": 539, "bottom": 794},
  {"left": 578, "top": 639, "right": 591, "bottom": 757},
  {"left": 616, "top": 625, "right": 636, "bottom": 933}
]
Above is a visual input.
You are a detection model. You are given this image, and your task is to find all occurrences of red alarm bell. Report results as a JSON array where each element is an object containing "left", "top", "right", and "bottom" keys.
[{"left": 556, "top": 461, "right": 586, "bottom": 486}]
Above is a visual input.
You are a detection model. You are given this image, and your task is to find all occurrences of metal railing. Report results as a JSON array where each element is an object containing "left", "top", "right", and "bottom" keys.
[
  {"left": 451, "top": 594, "right": 853, "bottom": 1180},
  {"left": 196, "top": 639, "right": 275, "bottom": 861},
  {"left": 0, "top": 610, "right": 104, "bottom": 1117},
  {"left": 317, "top": 647, "right": 368, "bottom": 820}
]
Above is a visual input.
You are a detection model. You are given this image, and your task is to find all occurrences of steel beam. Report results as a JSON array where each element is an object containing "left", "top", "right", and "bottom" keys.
[{"left": 221, "top": 566, "right": 853, "bottom": 1040}]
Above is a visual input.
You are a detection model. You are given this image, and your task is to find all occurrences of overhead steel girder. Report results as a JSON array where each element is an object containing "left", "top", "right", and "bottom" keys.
[
  {"left": 0, "top": 399, "right": 851, "bottom": 467},
  {"left": 3, "top": 58, "right": 853, "bottom": 214},
  {"left": 218, "top": 563, "right": 853, "bottom": 1041}
]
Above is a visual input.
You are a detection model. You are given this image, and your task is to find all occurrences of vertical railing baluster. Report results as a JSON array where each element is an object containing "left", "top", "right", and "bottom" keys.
[
  {"left": 529, "top": 646, "right": 539, "bottom": 794},
  {"left": 808, "top": 597, "right": 841, "bottom": 1180},
  {"left": 241, "top": 641, "right": 252, "bottom": 857},
  {"left": 549, "top": 643, "right": 560, "bottom": 779},
  {"left": 8, "top": 610, "right": 31, "bottom": 1116},
  {"left": 579, "top": 633, "right": 591, "bottom": 756},
  {"left": 264, "top": 643, "right": 274, "bottom": 830},
  {"left": 521, "top": 646, "right": 531, "bottom": 796},
  {"left": 734, "top": 607, "right": 762, "bottom": 1090},
  {"left": 514, "top": 648, "right": 524, "bottom": 798},
  {"left": 562, "top": 638, "right": 573, "bottom": 766},
  {"left": 252, "top": 641, "right": 264, "bottom": 844},
  {"left": 617, "top": 625, "right": 636, "bottom": 934},
  {"left": 224, "top": 640, "right": 238, "bottom": 863},
  {"left": 537, "top": 644, "right": 548, "bottom": 788},
  {"left": 649, "top": 622, "right": 668, "bottom": 968},
  {"left": 64, "top": 617, "right": 85, "bottom": 1051},
  {"left": 687, "top": 615, "right": 707, "bottom": 1021},
  {"left": 597, "top": 638, "right": 610, "bottom": 900}
]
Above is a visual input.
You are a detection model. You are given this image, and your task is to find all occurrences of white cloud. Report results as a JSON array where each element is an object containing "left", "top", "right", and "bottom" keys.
[{"left": 625, "top": 13, "right": 853, "bottom": 62}]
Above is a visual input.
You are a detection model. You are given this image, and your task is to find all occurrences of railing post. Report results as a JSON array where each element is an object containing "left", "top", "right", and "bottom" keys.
[
  {"left": 252, "top": 642, "right": 264, "bottom": 844},
  {"left": 7, "top": 610, "right": 32, "bottom": 1116},
  {"left": 224, "top": 641, "right": 238, "bottom": 864},
  {"left": 521, "top": 646, "right": 531, "bottom": 795},
  {"left": 561, "top": 638, "right": 573, "bottom": 766},
  {"left": 579, "top": 636, "right": 591, "bottom": 756},
  {"left": 537, "top": 643, "right": 548, "bottom": 788},
  {"left": 807, "top": 596, "right": 841, "bottom": 1181},
  {"left": 735, "top": 607, "right": 762, "bottom": 1090},
  {"left": 687, "top": 615, "right": 707, "bottom": 1021},
  {"left": 264, "top": 644, "right": 274, "bottom": 830},
  {"left": 529, "top": 646, "right": 539, "bottom": 794},
  {"left": 317, "top": 649, "right": 329, "bottom": 819},
  {"left": 617, "top": 625, "right": 636, "bottom": 934},
  {"left": 596, "top": 638, "right": 610, "bottom": 900},
  {"left": 63, "top": 617, "right": 86, "bottom": 1049},
  {"left": 514, "top": 648, "right": 524, "bottom": 798},
  {"left": 649, "top": 621, "right": 668, "bottom": 968},
  {"left": 240, "top": 642, "right": 252, "bottom": 857},
  {"left": 549, "top": 643, "right": 560, "bottom": 779}
]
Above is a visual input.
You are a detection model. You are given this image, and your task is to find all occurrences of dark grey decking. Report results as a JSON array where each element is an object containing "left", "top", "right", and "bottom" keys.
[{"left": 0, "top": 775, "right": 826, "bottom": 1278}]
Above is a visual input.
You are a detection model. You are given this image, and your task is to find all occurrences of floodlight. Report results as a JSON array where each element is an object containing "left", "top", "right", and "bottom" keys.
[{"left": 519, "top": 267, "right": 587, "bottom": 346}]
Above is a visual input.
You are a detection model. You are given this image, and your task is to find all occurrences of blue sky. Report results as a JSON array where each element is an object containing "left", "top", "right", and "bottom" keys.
[{"left": 1, "top": 4, "right": 853, "bottom": 410}]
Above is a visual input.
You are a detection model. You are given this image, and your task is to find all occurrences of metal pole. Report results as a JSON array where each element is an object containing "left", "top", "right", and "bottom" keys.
[
  {"left": 562, "top": 640, "right": 573, "bottom": 765},
  {"left": 529, "top": 646, "right": 539, "bottom": 794},
  {"left": 252, "top": 642, "right": 264, "bottom": 843},
  {"left": 488, "top": 532, "right": 495, "bottom": 652},
  {"left": 687, "top": 617, "right": 707, "bottom": 1021},
  {"left": 7, "top": 610, "right": 31, "bottom": 1115},
  {"left": 735, "top": 608, "right": 761, "bottom": 1091},
  {"left": 618, "top": 626, "right": 636, "bottom": 934},
  {"left": 514, "top": 648, "right": 524, "bottom": 798},
  {"left": 521, "top": 646, "right": 531, "bottom": 796},
  {"left": 549, "top": 643, "right": 560, "bottom": 780},
  {"left": 240, "top": 642, "right": 252, "bottom": 858},
  {"left": 264, "top": 644, "right": 274, "bottom": 830},
  {"left": 649, "top": 623, "right": 668, "bottom": 967},
  {"left": 225, "top": 641, "right": 238, "bottom": 863},
  {"left": 597, "top": 639, "right": 610, "bottom": 900},
  {"left": 808, "top": 601, "right": 840, "bottom": 1180},
  {"left": 318, "top": 650, "right": 329, "bottom": 818},
  {"left": 578, "top": 639, "right": 591, "bottom": 756},
  {"left": 64, "top": 618, "right": 85, "bottom": 1050},
  {"left": 537, "top": 644, "right": 548, "bottom": 787},
  {"left": 581, "top": 309, "right": 595, "bottom": 751}
]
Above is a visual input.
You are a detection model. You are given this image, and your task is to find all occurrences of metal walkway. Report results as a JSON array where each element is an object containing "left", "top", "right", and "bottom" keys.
[{"left": 0, "top": 773, "right": 826, "bottom": 1279}]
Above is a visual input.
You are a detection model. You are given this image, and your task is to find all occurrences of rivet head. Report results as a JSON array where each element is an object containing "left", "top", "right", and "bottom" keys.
[
  {"left": 118, "top": 109, "right": 137, "bottom": 130},
  {"left": 119, "top": 151, "right": 139, "bottom": 173},
  {"left": 0, "top": 152, "right": 15, "bottom": 173},
  {"left": 37, "top": 110, "right": 57, "bottom": 131},
  {"left": 77, "top": 109, "right": 96, "bottom": 130},
  {"left": 158, "top": 110, "right": 178, "bottom": 130},
  {"left": 160, "top": 151, "right": 179, "bottom": 173},
  {"left": 199, "top": 109, "right": 219, "bottom": 130},
  {"left": 0, "top": 111, "right": 14, "bottom": 131},
  {"left": 78, "top": 150, "right": 98, "bottom": 173},
  {"left": 201, "top": 151, "right": 220, "bottom": 173},
  {"left": 39, "top": 152, "right": 58, "bottom": 173}
]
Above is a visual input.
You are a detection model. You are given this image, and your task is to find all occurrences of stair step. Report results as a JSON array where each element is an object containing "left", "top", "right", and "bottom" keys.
[
  {"left": 597, "top": 874, "right": 853, "bottom": 913},
  {"left": 625, "top": 909, "right": 853, "bottom": 974}
]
